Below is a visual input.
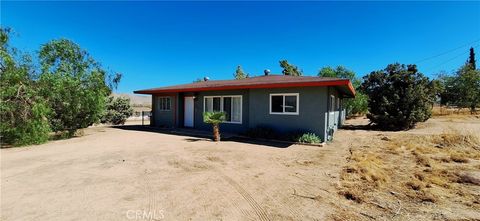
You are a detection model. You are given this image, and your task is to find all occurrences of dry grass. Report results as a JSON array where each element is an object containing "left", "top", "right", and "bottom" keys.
[
  {"left": 335, "top": 127, "right": 480, "bottom": 220},
  {"left": 432, "top": 106, "right": 477, "bottom": 116}
]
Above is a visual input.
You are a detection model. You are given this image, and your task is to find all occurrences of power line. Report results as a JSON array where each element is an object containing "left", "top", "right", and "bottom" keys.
[
  {"left": 424, "top": 44, "right": 479, "bottom": 74},
  {"left": 414, "top": 38, "right": 480, "bottom": 64}
]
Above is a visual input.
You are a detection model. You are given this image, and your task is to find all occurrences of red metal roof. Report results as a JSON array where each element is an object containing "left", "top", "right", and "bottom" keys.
[{"left": 134, "top": 75, "right": 356, "bottom": 97}]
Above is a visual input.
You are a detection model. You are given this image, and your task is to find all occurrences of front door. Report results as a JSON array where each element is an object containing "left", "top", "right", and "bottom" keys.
[{"left": 184, "top": 97, "right": 194, "bottom": 127}]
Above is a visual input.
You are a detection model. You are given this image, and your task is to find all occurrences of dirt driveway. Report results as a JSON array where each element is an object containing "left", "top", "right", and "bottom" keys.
[{"left": 1, "top": 125, "right": 350, "bottom": 220}]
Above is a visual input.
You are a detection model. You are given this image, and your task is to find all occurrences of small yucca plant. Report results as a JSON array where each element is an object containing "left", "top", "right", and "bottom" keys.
[{"left": 203, "top": 112, "right": 226, "bottom": 141}]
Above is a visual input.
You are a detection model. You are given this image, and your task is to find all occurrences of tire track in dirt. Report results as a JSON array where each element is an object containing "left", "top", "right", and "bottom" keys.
[
  {"left": 269, "top": 160, "right": 307, "bottom": 219},
  {"left": 267, "top": 187, "right": 305, "bottom": 220},
  {"left": 142, "top": 169, "right": 161, "bottom": 220},
  {"left": 224, "top": 189, "right": 253, "bottom": 220},
  {"left": 216, "top": 170, "right": 271, "bottom": 221}
]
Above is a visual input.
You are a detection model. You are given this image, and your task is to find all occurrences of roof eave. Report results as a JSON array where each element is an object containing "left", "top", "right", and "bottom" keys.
[{"left": 134, "top": 80, "right": 356, "bottom": 96}]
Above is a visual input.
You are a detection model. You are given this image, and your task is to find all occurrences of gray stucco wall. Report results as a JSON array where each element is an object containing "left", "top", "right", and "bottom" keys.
[
  {"left": 152, "top": 94, "right": 176, "bottom": 127},
  {"left": 193, "top": 90, "right": 250, "bottom": 133},
  {"left": 248, "top": 87, "right": 328, "bottom": 140},
  {"left": 151, "top": 86, "right": 346, "bottom": 142}
]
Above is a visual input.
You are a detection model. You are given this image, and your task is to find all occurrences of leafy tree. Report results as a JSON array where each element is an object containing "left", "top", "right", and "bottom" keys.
[
  {"left": 279, "top": 60, "right": 302, "bottom": 76},
  {"left": 318, "top": 66, "right": 368, "bottom": 116},
  {"left": 234, "top": 65, "right": 248, "bottom": 79},
  {"left": 468, "top": 47, "right": 476, "bottom": 70},
  {"left": 203, "top": 111, "right": 226, "bottom": 141},
  {"left": 102, "top": 96, "right": 134, "bottom": 125},
  {"left": 361, "top": 63, "right": 435, "bottom": 130},
  {"left": 442, "top": 65, "right": 480, "bottom": 113},
  {"left": 318, "top": 66, "right": 356, "bottom": 80},
  {"left": 0, "top": 28, "right": 51, "bottom": 146},
  {"left": 38, "top": 39, "right": 119, "bottom": 136},
  {"left": 438, "top": 73, "right": 456, "bottom": 106},
  {"left": 456, "top": 66, "right": 480, "bottom": 113},
  {"left": 440, "top": 49, "right": 480, "bottom": 113}
]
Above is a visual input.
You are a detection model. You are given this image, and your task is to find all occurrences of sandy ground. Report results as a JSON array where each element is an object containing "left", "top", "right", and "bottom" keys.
[
  {"left": 1, "top": 123, "right": 348, "bottom": 220},
  {"left": 1, "top": 116, "right": 479, "bottom": 220}
]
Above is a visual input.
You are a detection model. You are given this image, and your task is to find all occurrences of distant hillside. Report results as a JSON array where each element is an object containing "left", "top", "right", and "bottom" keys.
[{"left": 112, "top": 93, "right": 151, "bottom": 108}]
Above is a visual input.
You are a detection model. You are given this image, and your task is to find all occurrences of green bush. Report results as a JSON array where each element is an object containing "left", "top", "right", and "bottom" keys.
[
  {"left": 102, "top": 96, "right": 134, "bottom": 125},
  {"left": 297, "top": 133, "right": 322, "bottom": 144},
  {"left": 38, "top": 39, "right": 119, "bottom": 135},
  {"left": 361, "top": 63, "right": 435, "bottom": 130},
  {"left": 345, "top": 92, "right": 368, "bottom": 117},
  {"left": 1, "top": 28, "right": 122, "bottom": 145},
  {"left": 1, "top": 28, "right": 51, "bottom": 146}
]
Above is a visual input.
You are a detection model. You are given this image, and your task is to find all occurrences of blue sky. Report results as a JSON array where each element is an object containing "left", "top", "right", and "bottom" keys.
[{"left": 2, "top": 1, "right": 480, "bottom": 93}]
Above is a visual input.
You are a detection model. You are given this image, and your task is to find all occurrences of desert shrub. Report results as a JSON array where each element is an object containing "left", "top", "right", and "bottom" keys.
[
  {"left": 0, "top": 28, "right": 51, "bottom": 146},
  {"left": 102, "top": 96, "right": 133, "bottom": 125},
  {"left": 297, "top": 133, "right": 322, "bottom": 144},
  {"left": 361, "top": 63, "right": 436, "bottom": 130}
]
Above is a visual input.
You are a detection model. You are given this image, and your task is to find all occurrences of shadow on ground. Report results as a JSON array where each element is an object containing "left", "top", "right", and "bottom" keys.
[
  {"left": 113, "top": 125, "right": 292, "bottom": 148},
  {"left": 341, "top": 123, "right": 388, "bottom": 131},
  {"left": 224, "top": 136, "right": 292, "bottom": 148}
]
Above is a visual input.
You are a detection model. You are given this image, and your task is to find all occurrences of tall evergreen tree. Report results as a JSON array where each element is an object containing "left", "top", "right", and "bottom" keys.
[
  {"left": 234, "top": 65, "right": 248, "bottom": 79},
  {"left": 468, "top": 47, "right": 476, "bottom": 70},
  {"left": 279, "top": 60, "right": 302, "bottom": 76}
]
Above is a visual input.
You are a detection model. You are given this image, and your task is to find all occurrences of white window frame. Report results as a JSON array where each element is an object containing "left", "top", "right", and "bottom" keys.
[
  {"left": 203, "top": 95, "right": 242, "bottom": 124},
  {"left": 158, "top": 96, "right": 171, "bottom": 111},
  {"left": 269, "top": 93, "right": 299, "bottom": 115}
]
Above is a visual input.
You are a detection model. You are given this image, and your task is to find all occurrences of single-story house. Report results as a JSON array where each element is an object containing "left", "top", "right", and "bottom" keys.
[{"left": 134, "top": 73, "right": 355, "bottom": 141}]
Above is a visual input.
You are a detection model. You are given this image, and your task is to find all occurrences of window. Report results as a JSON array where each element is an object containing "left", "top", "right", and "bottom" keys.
[
  {"left": 204, "top": 95, "right": 242, "bottom": 123},
  {"left": 270, "top": 93, "right": 299, "bottom": 115},
  {"left": 158, "top": 97, "right": 171, "bottom": 111},
  {"left": 329, "top": 95, "right": 335, "bottom": 112}
]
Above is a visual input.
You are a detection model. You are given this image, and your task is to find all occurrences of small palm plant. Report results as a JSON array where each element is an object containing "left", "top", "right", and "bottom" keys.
[{"left": 203, "top": 111, "right": 226, "bottom": 142}]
